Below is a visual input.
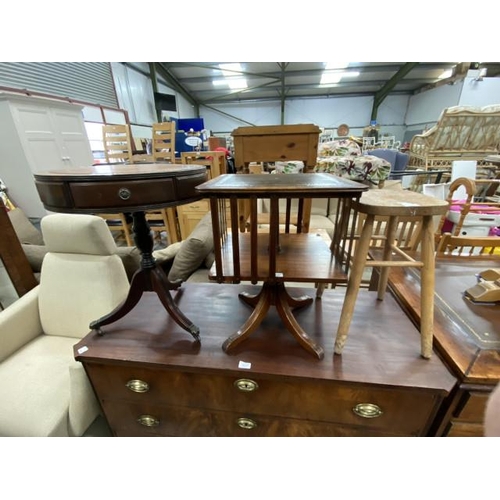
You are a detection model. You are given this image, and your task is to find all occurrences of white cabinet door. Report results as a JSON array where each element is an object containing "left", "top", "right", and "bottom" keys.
[
  {"left": 50, "top": 107, "right": 93, "bottom": 167},
  {"left": 2, "top": 94, "right": 94, "bottom": 217},
  {"left": 13, "top": 102, "right": 65, "bottom": 172}
]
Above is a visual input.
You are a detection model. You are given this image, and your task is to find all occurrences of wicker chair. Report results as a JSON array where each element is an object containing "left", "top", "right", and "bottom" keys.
[{"left": 408, "top": 105, "right": 500, "bottom": 170}]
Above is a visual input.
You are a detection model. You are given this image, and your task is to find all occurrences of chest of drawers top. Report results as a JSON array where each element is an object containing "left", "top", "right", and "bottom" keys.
[{"left": 75, "top": 283, "right": 456, "bottom": 392}]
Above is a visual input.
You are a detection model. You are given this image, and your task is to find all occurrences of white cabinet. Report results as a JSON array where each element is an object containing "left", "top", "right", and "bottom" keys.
[{"left": 0, "top": 93, "right": 93, "bottom": 218}]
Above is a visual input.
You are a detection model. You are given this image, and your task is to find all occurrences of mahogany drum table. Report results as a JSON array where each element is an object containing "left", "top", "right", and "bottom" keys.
[
  {"left": 34, "top": 163, "right": 207, "bottom": 339},
  {"left": 196, "top": 173, "right": 367, "bottom": 359}
]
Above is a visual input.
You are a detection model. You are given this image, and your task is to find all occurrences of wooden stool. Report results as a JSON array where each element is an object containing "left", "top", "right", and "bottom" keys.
[{"left": 335, "top": 189, "right": 449, "bottom": 359}]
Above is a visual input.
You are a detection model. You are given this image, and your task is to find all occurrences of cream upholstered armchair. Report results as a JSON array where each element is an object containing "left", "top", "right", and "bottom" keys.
[{"left": 0, "top": 214, "right": 130, "bottom": 436}]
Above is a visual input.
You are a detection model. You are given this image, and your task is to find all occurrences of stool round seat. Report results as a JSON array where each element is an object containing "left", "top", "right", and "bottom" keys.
[{"left": 355, "top": 189, "right": 449, "bottom": 217}]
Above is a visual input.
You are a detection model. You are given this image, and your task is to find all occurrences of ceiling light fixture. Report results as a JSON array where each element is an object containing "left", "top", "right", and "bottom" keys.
[
  {"left": 212, "top": 63, "right": 248, "bottom": 89},
  {"left": 320, "top": 70, "right": 360, "bottom": 86}
]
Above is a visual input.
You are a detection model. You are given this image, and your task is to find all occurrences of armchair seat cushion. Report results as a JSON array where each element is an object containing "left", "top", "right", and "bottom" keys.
[{"left": 0, "top": 335, "right": 98, "bottom": 437}]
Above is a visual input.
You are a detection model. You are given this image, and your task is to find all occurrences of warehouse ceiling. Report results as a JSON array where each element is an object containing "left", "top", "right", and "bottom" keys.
[{"left": 153, "top": 62, "right": 500, "bottom": 106}]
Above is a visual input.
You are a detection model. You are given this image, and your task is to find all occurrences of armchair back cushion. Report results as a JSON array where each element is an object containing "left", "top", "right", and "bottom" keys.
[{"left": 39, "top": 214, "right": 129, "bottom": 338}]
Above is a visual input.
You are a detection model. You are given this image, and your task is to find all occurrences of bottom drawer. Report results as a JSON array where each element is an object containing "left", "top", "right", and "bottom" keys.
[
  {"left": 102, "top": 400, "right": 405, "bottom": 437},
  {"left": 455, "top": 392, "right": 489, "bottom": 422},
  {"left": 447, "top": 422, "right": 484, "bottom": 437}
]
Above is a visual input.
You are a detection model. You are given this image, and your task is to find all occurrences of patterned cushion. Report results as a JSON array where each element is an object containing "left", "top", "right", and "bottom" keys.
[
  {"left": 318, "top": 139, "right": 361, "bottom": 158},
  {"left": 315, "top": 154, "right": 391, "bottom": 183}
]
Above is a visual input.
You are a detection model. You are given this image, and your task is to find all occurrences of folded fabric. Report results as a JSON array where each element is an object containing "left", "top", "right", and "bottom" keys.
[{"left": 449, "top": 200, "right": 500, "bottom": 214}]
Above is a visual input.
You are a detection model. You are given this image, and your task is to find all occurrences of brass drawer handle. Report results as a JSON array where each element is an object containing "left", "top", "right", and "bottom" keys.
[
  {"left": 353, "top": 403, "right": 383, "bottom": 419},
  {"left": 237, "top": 417, "right": 257, "bottom": 430},
  {"left": 118, "top": 187, "right": 131, "bottom": 200},
  {"left": 137, "top": 415, "right": 160, "bottom": 427},
  {"left": 234, "top": 378, "right": 259, "bottom": 392},
  {"left": 126, "top": 379, "right": 150, "bottom": 393}
]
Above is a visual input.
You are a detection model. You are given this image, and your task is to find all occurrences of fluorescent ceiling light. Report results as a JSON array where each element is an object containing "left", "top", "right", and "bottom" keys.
[
  {"left": 320, "top": 70, "right": 360, "bottom": 85},
  {"left": 212, "top": 63, "right": 248, "bottom": 89}
]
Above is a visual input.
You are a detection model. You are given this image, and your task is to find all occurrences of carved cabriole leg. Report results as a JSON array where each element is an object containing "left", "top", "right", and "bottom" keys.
[
  {"left": 223, "top": 285, "right": 272, "bottom": 352},
  {"left": 152, "top": 267, "right": 200, "bottom": 340},
  {"left": 275, "top": 284, "right": 322, "bottom": 359},
  {"left": 90, "top": 210, "right": 200, "bottom": 340}
]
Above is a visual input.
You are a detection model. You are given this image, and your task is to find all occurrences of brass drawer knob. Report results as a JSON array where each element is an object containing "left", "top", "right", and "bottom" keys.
[
  {"left": 118, "top": 187, "right": 132, "bottom": 200},
  {"left": 137, "top": 415, "right": 160, "bottom": 427},
  {"left": 353, "top": 403, "right": 383, "bottom": 419},
  {"left": 237, "top": 417, "right": 257, "bottom": 430},
  {"left": 234, "top": 378, "right": 259, "bottom": 392},
  {"left": 126, "top": 379, "right": 150, "bottom": 393}
]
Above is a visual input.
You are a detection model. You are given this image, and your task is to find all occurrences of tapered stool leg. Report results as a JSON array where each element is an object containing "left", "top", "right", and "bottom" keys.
[
  {"left": 419, "top": 215, "right": 435, "bottom": 359},
  {"left": 377, "top": 215, "right": 398, "bottom": 301},
  {"left": 334, "top": 214, "right": 375, "bottom": 354}
]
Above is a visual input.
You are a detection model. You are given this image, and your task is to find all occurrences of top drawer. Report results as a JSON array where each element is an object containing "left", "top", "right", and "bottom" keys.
[
  {"left": 70, "top": 178, "right": 176, "bottom": 209},
  {"left": 86, "top": 364, "right": 440, "bottom": 435}
]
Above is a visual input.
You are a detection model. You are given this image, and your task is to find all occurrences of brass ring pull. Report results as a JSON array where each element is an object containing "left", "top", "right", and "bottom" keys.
[
  {"left": 126, "top": 379, "right": 150, "bottom": 393},
  {"left": 353, "top": 403, "right": 383, "bottom": 419},
  {"left": 237, "top": 417, "right": 257, "bottom": 430},
  {"left": 118, "top": 187, "right": 131, "bottom": 200},
  {"left": 234, "top": 379, "right": 259, "bottom": 392},
  {"left": 137, "top": 415, "right": 159, "bottom": 427}
]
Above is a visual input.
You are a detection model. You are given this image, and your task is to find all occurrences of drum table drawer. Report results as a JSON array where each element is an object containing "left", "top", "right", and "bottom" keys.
[{"left": 69, "top": 178, "right": 176, "bottom": 209}]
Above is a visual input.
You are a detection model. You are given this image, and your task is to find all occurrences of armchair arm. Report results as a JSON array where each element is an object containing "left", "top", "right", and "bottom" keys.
[
  {"left": 0, "top": 286, "right": 42, "bottom": 362},
  {"left": 409, "top": 134, "right": 431, "bottom": 156},
  {"left": 68, "top": 362, "right": 100, "bottom": 436}
]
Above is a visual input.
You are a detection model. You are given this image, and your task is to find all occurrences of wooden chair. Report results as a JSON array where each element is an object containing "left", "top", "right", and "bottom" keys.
[
  {"left": 152, "top": 121, "right": 176, "bottom": 163},
  {"left": 145, "top": 208, "right": 180, "bottom": 244},
  {"left": 102, "top": 124, "right": 134, "bottom": 164},
  {"left": 436, "top": 232, "right": 500, "bottom": 257},
  {"left": 435, "top": 177, "right": 500, "bottom": 242},
  {"left": 181, "top": 151, "right": 226, "bottom": 179},
  {"left": 96, "top": 213, "right": 134, "bottom": 246},
  {"left": 101, "top": 124, "right": 165, "bottom": 241}
]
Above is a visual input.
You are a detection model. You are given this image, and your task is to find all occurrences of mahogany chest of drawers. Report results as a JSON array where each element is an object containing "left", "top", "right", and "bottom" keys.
[{"left": 74, "top": 284, "right": 457, "bottom": 437}]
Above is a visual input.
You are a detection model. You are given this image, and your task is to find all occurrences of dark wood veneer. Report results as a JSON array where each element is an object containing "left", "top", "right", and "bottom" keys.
[{"left": 75, "top": 284, "right": 457, "bottom": 437}]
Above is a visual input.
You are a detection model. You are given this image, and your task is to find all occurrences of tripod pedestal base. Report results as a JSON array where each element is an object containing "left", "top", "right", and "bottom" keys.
[{"left": 222, "top": 282, "right": 323, "bottom": 359}]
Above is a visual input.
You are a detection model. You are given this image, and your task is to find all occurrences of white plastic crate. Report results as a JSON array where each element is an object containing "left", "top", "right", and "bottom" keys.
[{"left": 446, "top": 210, "right": 500, "bottom": 237}]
